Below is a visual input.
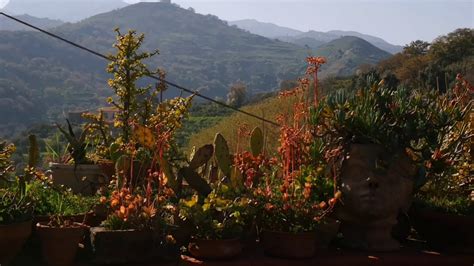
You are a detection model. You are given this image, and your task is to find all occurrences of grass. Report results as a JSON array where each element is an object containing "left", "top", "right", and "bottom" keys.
[{"left": 186, "top": 93, "right": 303, "bottom": 156}]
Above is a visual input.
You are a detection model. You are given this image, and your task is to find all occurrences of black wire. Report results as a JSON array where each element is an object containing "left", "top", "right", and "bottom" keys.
[{"left": 0, "top": 11, "right": 280, "bottom": 127}]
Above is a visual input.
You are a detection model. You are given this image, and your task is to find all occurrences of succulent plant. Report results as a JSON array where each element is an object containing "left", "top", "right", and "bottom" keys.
[{"left": 56, "top": 119, "right": 90, "bottom": 165}]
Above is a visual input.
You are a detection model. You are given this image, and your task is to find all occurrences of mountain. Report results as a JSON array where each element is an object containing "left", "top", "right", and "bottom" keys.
[
  {"left": 229, "top": 19, "right": 302, "bottom": 38},
  {"left": 0, "top": 2, "right": 307, "bottom": 137},
  {"left": 327, "top": 30, "right": 403, "bottom": 54},
  {"left": 0, "top": 3, "right": 392, "bottom": 137},
  {"left": 282, "top": 31, "right": 403, "bottom": 54},
  {"left": 315, "top": 36, "right": 392, "bottom": 77},
  {"left": 230, "top": 19, "right": 402, "bottom": 54},
  {"left": 0, "top": 14, "right": 63, "bottom": 31},
  {"left": 1, "top": 0, "right": 128, "bottom": 22}
]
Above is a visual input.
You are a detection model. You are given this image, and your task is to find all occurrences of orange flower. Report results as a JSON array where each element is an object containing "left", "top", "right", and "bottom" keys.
[
  {"left": 111, "top": 199, "right": 120, "bottom": 208},
  {"left": 99, "top": 196, "right": 107, "bottom": 204},
  {"left": 120, "top": 205, "right": 126, "bottom": 215},
  {"left": 318, "top": 201, "right": 327, "bottom": 209}
]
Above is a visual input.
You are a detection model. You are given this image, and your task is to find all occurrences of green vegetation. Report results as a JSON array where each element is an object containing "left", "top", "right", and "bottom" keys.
[
  {"left": 315, "top": 36, "right": 391, "bottom": 77},
  {"left": 378, "top": 28, "right": 473, "bottom": 90},
  {"left": 30, "top": 180, "right": 98, "bottom": 216}
]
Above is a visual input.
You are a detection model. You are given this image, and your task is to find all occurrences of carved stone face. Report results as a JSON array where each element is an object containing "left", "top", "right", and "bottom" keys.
[{"left": 338, "top": 144, "right": 416, "bottom": 222}]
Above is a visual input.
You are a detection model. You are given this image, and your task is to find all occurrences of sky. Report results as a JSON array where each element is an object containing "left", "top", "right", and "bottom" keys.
[{"left": 1, "top": 0, "right": 473, "bottom": 45}]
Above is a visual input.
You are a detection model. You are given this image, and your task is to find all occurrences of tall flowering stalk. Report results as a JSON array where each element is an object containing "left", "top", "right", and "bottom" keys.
[{"left": 306, "top": 56, "right": 327, "bottom": 107}]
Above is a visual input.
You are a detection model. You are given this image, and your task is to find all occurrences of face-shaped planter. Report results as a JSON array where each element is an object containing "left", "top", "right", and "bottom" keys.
[{"left": 336, "top": 144, "right": 416, "bottom": 251}]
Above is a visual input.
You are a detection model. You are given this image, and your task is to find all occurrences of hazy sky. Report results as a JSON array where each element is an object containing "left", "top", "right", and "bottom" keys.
[{"left": 1, "top": 0, "right": 473, "bottom": 45}]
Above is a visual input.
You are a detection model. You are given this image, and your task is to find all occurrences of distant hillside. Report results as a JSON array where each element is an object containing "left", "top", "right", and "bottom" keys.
[
  {"left": 315, "top": 36, "right": 392, "bottom": 77},
  {"left": 2, "top": 0, "right": 128, "bottom": 22},
  {"left": 229, "top": 19, "right": 302, "bottom": 38},
  {"left": 0, "top": 2, "right": 307, "bottom": 137},
  {"left": 55, "top": 2, "right": 307, "bottom": 95},
  {"left": 230, "top": 19, "right": 402, "bottom": 54},
  {"left": 0, "top": 14, "right": 63, "bottom": 31},
  {"left": 327, "top": 30, "right": 403, "bottom": 54}
]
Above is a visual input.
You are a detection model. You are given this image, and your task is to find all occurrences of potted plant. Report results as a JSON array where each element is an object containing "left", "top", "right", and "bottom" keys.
[
  {"left": 36, "top": 215, "right": 88, "bottom": 266},
  {"left": 30, "top": 177, "right": 99, "bottom": 226},
  {"left": 49, "top": 119, "right": 108, "bottom": 195},
  {"left": 0, "top": 141, "right": 35, "bottom": 265},
  {"left": 90, "top": 186, "right": 172, "bottom": 264},
  {"left": 87, "top": 28, "right": 194, "bottom": 264},
  {"left": 254, "top": 162, "right": 340, "bottom": 258},
  {"left": 246, "top": 66, "right": 341, "bottom": 258},
  {"left": 409, "top": 74, "right": 474, "bottom": 251},
  {"left": 311, "top": 70, "right": 472, "bottom": 250},
  {"left": 178, "top": 187, "right": 252, "bottom": 260}
]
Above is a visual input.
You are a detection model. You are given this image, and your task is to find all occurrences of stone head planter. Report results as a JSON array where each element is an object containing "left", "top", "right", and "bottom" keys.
[{"left": 336, "top": 144, "right": 417, "bottom": 251}]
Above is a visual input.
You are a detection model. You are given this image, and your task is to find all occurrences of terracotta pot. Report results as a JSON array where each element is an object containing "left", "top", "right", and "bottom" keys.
[
  {"left": 90, "top": 227, "right": 154, "bottom": 264},
  {"left": 261, "top": 230, "right": 317, "bottom": 259},
  {"left": 188, "top": 238, "right": 243, "bottom": 259},
  {"left": 335, "top": 144, "right": 416, "bottom": 251},
  {"left": 36, "top": 222, "right": 87, "bottom": 266},
  {"left": 49, "top": 163, "right": 108, "bottom": 195},
  {"left": 0, "top": 220, "right": 32, "bottom": 265},
  {"left": 411, "top": 204, "right": 474, "bottom": 252}
]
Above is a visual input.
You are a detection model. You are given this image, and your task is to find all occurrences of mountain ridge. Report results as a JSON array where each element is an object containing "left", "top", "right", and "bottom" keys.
[
  {"left": 0, "top": 14, "right": 64, "bottom": 31},
  {"left": 230, "top": 19, "right": 403, "bottom": 54},
  {"left": 315, "top": 36, "right": 392, "bottom": 77}
]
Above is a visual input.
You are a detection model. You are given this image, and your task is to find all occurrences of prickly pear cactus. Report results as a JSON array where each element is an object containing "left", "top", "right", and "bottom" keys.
[
  {"left": 159, "top": 157, "right": 181, "bottom": 195},
  {"left": 214, "top": 133, "right": 231, "bottom": 177},
  {"left": 189, "top": 144, "right": 214, "bottom": 170},
  {"left": 250, "top": 127, "right": 264, "bottom": 156},
  {"left": 179, "top": 167, "right": 212, "bottom": 197}
]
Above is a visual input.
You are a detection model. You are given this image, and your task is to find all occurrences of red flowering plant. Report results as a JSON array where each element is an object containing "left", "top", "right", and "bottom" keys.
[{"left": 251, "top": 57, "right": 343, "bottom": 233}]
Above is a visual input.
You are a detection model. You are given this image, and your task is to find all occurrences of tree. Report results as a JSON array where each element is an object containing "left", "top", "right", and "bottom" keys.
[
  {"left": 226, "top": 82, "right": 248, "bottom": 108},
  {"left": 403, "top": 40, "right": 430, "bottom": 56},
  {"left": 429, "top": 28, "right": 474, "bottom": 66}
]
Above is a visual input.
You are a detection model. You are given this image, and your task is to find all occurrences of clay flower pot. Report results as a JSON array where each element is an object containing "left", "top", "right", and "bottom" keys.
[
  {"left": 411, "top": 203, "right": 474, "bottom": 252},
  {"left": 188, "top": 238, "right": 243, "bottom": 259},
  {"left": 90, "top": 227, "right": 154, "bottom": 264},
  {"left": 0, "top": 220, "right": 32, "bottom": 266},
  {"left": 261, "top": 230, "right": 317, "bottom": 259},
  {"left": 36, "top": 222, "right": 87, "bottom": 266}
]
